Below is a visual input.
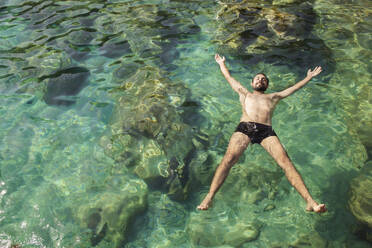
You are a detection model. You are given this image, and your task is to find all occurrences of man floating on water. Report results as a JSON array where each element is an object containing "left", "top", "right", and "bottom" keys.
[{"left": 197, "top": 54, "right": 326, "bottom": 213}]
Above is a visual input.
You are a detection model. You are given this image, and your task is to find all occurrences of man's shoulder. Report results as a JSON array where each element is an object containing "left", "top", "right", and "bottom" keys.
[
  {"left": 265, "top": 92, "right": 282, "bottom": 103},
  {"left": 238, "top": 87, "right": 250, "bottom": 96}
]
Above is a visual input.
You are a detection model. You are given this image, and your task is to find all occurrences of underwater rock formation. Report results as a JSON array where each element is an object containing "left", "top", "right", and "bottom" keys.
[
  {"left": 94, "top": 2, "right": 200, "bottom": 70},
  {"left": 103, "top": 66, "right": 195, "bottom": 200},
  {"left": 76, "top": 178, "right": 148, "bottom": 247},
  {"left": 112, "top": 61, "right": 141, "bottom": 84},
  {"left": 60, "top": 29, "right": 96, "bottom": 61},
  {"left": 272, "top": 0, "right": 303, "bottom": 5},
  {"left": 289, "top": 232, "right": 328, "bottom": 247},
  {"left": 43, "top": 67, "right": 90, "bottom": 106},
  {"left": 214, "top": 0, "right": 334, "bottom": 72},
  {"left": 21, "top": 1, "right": 103, "bottom": 62},
  {"left": 124, "top": 192, "right": 189, "bottom": 247},
  {"left": 313, "top": 0, "right": 372, "bottom": 160},
  {"left": 352, "top": 86, "right": 372, "bottom": 159},
  {"left": 27, "top": 48, "right": 72, "bottom": 80},
  {"left": 100, "top": 39, "right": 132, "bottom": 59},
  {"left": 339, "top": 81, "right": 372, "bottom": 159},
  {"left": 3, "top": 47, "right": 72, "bottom": 95},
  {"left": 187, "top": 211, "right": 261, "bottom": 246},
  {"left": 349, "top": 161, "right": 372, "bottom": 242}
]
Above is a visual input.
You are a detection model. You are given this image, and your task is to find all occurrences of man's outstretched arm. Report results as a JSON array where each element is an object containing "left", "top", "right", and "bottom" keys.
[
  {"left": 215, "top": 54, "right": 249, "bottom": 96},
  {"left": 273, "top": 66, "right": 322, "bottom": 100}
]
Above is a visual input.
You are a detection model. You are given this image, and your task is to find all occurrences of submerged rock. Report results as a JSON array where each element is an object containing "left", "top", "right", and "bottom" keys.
[
  {"left": 273, "top": 0, "right": 303, "bottom": 5},
  {"left": 313, "top": 0, "right": 372, "bottom": 161},
  {"left": 349, "top": 162, "right": 372, "bottom": 230},
  {"left": 187, "top": 211, "right": 261, "bottom": 246},
  {"left": 52, "top": 28, "right": 98, "bottom": 62},
  {"left": 100, "top": 39, "right": 132, "bottom": 59},
  {"left": 105, "top": 66, "right": 195, "bottom": 200},
  {"left": 214, "top": 0, "right": 333, "bottom": 71},
  {"left": 342, "top": 82, "right": 372, "bottom": 159},
  {"left": 111, "top": 66, "right": 189, "bottom": 138},
  {"left": 95, "top": 2, "right": 200, "bottom": 70},
  {"left": 27, "top": 48, "right": 72, "bottom": 79},
  {"left": 112, "top": 61, "right": 141, "bottom": 83},
  {"left": 76, "top": 178, "right": 148, "bottom": 247},
  {"left": 43, "top": 67, "right": 90, "bottom": 106},
  {"left": 68, "top": 29, "right": 95, "bottom": 46},
  {"left": 290, "top": 232, "right": 328, "bottom": 248}
]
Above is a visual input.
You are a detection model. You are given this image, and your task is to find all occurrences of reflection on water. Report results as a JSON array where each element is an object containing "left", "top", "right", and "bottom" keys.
[{"left": 0, "top": 0, "right": 371, "bottom": 247}]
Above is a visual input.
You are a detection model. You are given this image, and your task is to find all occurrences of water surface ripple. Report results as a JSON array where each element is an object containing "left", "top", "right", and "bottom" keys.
[{"left": 0, "top": 0, "right": 371, "bottom": 247}]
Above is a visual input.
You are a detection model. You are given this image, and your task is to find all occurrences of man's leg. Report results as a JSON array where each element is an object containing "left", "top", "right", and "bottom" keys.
[
  {"left": 197, "top": 132, "right": 250, "bottom": 210},
  {"left": 260, "top": 136, "right": 326, "bottom": 213}
]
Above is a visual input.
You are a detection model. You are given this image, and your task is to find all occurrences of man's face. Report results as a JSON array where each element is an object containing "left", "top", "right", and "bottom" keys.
[{"left": 251, "top": 74, "right": 268, "bottom": 92}]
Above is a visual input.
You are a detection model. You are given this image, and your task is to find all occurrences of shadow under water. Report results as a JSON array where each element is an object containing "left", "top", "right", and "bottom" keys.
[{"left": 215, "top": 0, "right": 335, "bottom": 76}]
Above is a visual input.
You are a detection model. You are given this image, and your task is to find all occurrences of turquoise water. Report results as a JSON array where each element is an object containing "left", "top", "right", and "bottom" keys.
[{"left": 0, "top": 0, "right": 371, "bottom": 247}]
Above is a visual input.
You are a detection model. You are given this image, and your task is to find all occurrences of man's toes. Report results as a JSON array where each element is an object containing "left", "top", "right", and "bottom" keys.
[
  {"left": 305, "top": 202, "right": 327, "bottom": 213},
  {"left": 197, "top": 204, "right": 209, "bottom": 210}
]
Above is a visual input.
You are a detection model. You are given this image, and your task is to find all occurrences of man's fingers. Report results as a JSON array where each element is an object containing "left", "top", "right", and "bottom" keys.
[
  {"left": 308, "top": 66, "right": 323, "bottom": 77},
  {"left": 311, "top": 66, "right": 322, "bottom": 75},
  {"left": 215, "top": 53, "right": 225, "bottom": 63}
]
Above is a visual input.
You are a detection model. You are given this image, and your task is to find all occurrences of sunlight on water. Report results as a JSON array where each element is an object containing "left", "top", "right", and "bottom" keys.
[{"left": 0, "top": 0, "right": 371, "bottom": 247}]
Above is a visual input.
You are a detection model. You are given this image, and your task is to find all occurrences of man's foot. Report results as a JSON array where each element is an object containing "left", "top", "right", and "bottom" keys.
[
  {"left": 197, "top": 194, "right": 213, "bottom": 210},
  {"left": 306, "top": 201, "right": 327, "bottom": 213}
]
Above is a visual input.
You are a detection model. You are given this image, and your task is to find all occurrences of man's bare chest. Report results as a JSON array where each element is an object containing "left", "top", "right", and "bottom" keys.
[{"left": 246, "top": 94, "right": 272, "bottom": 106}]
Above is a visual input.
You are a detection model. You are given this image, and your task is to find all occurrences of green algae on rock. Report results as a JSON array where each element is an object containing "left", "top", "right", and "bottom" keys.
[
  {"left": 95, "top": 1, "right": 200, "bottom": 70},
  {"left": 100, "top": 39, "right": 132, "bottom": 59},
  {"left": 76, "top": 178, "right": 148, "bottom": 247},
  {"left": 187, "top": 210, "right": 261, "bottom": 246},
  {"left": 349, "top": 161, "right": 372, "bottom": 229},
  {"left": 1, "top": 46, "right": 72, "bottom": 95},
  {"left": 126, "top": 192, "right": 189, "bottom": 247},
  {"left": 27, "top": 48, "right": 72, "bottom": 80},
  {"left": 289, "top": 232, "right": 328, "bottom": 248},
  {"left": 272, "top": 0, "right": 303, "bottom": 5},
  {"left": 105, "top": 66, "right": 195, "bottom": 200},
  {"left": 112, "top": 61, "right": 141, "bottom": 84},
  {"left": 109, "top": 65, "right": 190, "bottom": 143},
  {"left": 314, "top": 0, "right": 372, "bottom": 160},
  {"left": 214, "top": 0, "right": 333, "bottom": 72}
]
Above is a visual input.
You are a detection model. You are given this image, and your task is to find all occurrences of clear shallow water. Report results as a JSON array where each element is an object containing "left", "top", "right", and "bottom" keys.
[{"left": 0, "top": 0, "right": 371, "bottom": 247}]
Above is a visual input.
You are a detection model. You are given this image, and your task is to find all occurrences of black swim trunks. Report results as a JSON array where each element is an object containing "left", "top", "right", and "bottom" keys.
[{"left": 235, "top": 122, "right": 277, "bottom": 144}]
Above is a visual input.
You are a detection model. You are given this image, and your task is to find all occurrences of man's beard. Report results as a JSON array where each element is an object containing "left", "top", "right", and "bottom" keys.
[{"left": 253, "top": 85, "right": 267, "bottom": 92}]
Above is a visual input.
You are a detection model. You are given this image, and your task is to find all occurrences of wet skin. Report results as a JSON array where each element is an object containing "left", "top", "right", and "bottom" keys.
[{"left": 197, "top": 54, "right": 326, "bottom": 213}]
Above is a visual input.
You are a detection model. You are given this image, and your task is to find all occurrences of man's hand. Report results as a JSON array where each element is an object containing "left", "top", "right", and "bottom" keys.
[
  {"left": 215, "top": 54, "right": 225, "bottom": 65},
  {"left": 274, "top": 66, "right": 323, "bottom": 100},
  {"left": 307, "top": 66, "right": 322, "bottom": 78},
  {"left": 214, "top": 53, "right": 249, "bottom": 95}
]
